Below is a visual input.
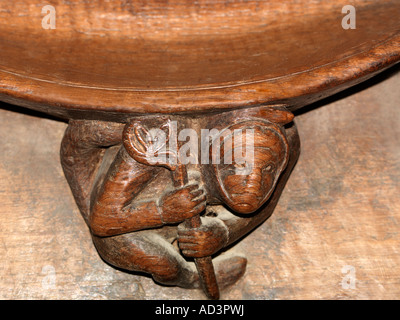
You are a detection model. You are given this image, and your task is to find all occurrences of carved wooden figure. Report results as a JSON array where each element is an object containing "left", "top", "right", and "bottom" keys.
[
  {"left": 60, "top": 106, "right": 299, "bottom": 299},
  {"left": 0, "top": 0, "right": 399, "bottom": 299}
]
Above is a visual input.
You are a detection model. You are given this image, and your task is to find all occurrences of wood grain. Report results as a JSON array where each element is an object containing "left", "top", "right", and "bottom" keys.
[
  {"left": 0, "top": 1, "right": 399, "bottom": 118},
  {"left": 0, "top": 0, "right": 399, "bottom": 300},
  {"left": 0, "top": 65, "right": 398, "bottom": 299}
]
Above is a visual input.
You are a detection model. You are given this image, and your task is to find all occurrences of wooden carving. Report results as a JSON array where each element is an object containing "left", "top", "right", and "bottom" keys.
[
  {"left": 0, "top": 0, "right": 399, "bottom": 301},
  {"left": 60, "top": 106, "right": 300, "bottom": 299}
]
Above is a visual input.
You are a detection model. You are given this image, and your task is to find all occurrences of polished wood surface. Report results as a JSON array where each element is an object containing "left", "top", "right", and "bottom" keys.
[
  {"left": 0, "top": 1, "right": 399, "bottom": 118},
  {"left": 1, "top": 66, "right": 398, "bottom": 299},
  {"left": 1, "top": 0, "right": 399, "bottom": 300}
]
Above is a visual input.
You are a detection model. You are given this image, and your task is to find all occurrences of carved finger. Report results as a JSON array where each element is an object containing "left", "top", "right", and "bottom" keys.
[
  {"left": 177, "top": 227, "right": 202, "bottom": 240},
  {"left": 177, "top": 236, "right": 196, "bottom": 244},
  {"left": 190, "top": 201, "right": 207, "bottom": 214},
  {"left": 178, "top": 238, "right": 198, "bottom": 250},
  {"left": 177, "top": 222, "right": 192, "bottom": 234},
  {"left": 184, "top": 184, "right": 200, "bottom": 192},
  {"left": 177, "top": 227, "right": 193, "bottom": 236},
  {"left": 180, "top": 249, "right": 197, "bottom": 257},
  {"left": 192, "top": 194, "right": 207, "bottom": 205},
  {"left": 189, "top": 189, "right": 204, "bottom": 198}
]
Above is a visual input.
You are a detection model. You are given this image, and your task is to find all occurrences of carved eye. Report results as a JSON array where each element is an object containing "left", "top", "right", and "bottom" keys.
[
  {"left": 219, "top": 162, "right": 250, "bottom": 176},
  {"left": 235, "top": 161, "right": 254, "bottom": 174},
  {"left": 263, "top": 163, "right": 275, "bottom": 173}
]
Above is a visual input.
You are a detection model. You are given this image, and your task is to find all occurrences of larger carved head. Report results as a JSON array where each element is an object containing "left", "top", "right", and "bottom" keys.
[{"left": 210, "top": 119, "right": 289, "bottom": 214}]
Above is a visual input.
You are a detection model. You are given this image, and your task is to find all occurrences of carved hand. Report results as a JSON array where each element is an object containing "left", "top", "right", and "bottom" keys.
[
  {"left": 177, "top": 217, "right": 229, "bottom": 258},
  {"left": 160, "top": 184, "right": 207, "bottom": 224}
]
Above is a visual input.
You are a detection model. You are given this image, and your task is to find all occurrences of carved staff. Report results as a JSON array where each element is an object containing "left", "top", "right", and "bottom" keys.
[
  {"left": 123, "top": 119, "right": 220, "bottom": 300},
  {"left": 170, "top": 163, "right": 220, "bottom": 300}
]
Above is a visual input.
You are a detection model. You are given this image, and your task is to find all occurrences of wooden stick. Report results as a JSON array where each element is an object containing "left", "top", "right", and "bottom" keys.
[{"left": 171, "top": 164, "right": 220, "bottom": 300}]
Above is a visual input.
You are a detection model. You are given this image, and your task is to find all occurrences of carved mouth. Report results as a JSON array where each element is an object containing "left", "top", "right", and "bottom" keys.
[
  {"left": 232, "top": 202, "right": 258, "bottom": 213},
  {"left": 226, "top": 192, "right": 266, "bottom": 213},
  {"left": 230, "top": 193, "right": 263, "bottom": 199}
]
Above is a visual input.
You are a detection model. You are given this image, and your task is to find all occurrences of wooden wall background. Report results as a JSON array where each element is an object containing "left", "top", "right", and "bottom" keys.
[{"left": 0, "top": 65, "right": 399, "bottom": 300}]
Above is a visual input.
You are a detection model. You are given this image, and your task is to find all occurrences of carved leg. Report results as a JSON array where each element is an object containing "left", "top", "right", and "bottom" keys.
[
  {"left": 60, "top": 120, "right": 125, "bottom": 224},
  {"left": 92, "top": 230, "right": 199, "bottom": 287},
  {"left": 91, "top": 230, "right": 247, "bottom": 289}
]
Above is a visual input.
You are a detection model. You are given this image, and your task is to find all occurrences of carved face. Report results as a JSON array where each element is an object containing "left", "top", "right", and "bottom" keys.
[{"left": 211, "top": 120, "right": 289, "bottom": 214}]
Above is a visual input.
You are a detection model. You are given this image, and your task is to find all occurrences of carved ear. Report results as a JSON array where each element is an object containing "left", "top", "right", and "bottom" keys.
[{"left": 246, "top": 106, "right": 294, "bottom": 125}]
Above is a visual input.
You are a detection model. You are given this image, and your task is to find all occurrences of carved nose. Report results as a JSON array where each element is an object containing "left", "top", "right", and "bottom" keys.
[
  {"left": 225, "top": 168, "right": 264, "bottom": 194},
  {"left": 239, "top": 169, "right": 264, "bottom": 195}
]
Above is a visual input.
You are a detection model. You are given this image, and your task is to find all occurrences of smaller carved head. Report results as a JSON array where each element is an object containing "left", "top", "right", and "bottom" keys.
[{"left": 210, "top": 120, "right": 289, "bottom": 214}]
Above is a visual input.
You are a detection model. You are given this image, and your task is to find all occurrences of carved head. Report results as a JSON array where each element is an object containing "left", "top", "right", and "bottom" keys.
[{"left": 210, "top": 120, "right": 289, "bottom": 214}]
